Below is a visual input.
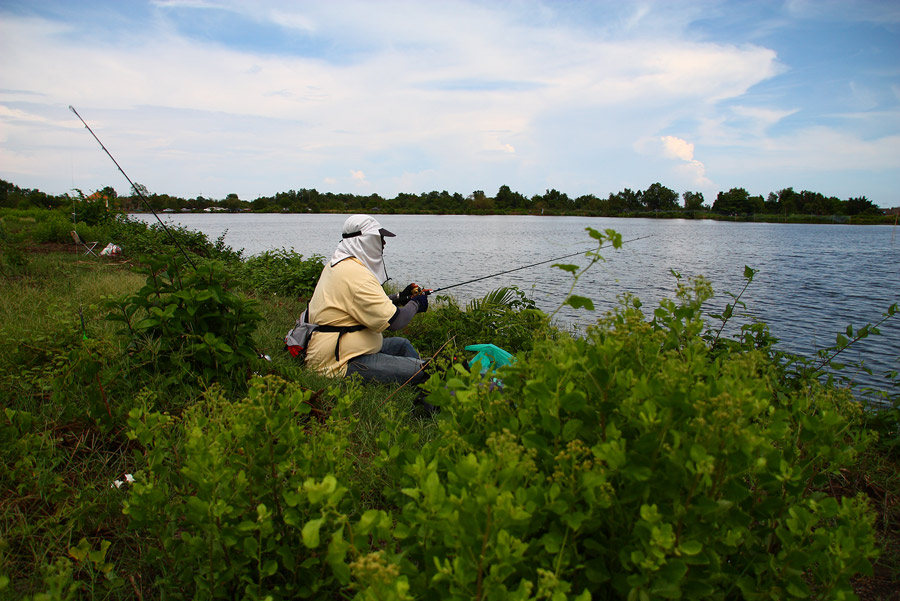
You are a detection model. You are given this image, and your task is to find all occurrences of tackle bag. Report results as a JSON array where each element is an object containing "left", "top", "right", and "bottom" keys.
[
  {"left": 284, "top": 309, "right": 366, "bottom": 362},
  {"left": 284, "top": 309, "right": 317, "bottom": 359}
]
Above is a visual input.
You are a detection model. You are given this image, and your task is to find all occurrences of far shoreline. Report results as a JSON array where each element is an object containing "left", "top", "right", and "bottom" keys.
[{"left": 130, "top": 210, "right": 898, "bottom": 226}]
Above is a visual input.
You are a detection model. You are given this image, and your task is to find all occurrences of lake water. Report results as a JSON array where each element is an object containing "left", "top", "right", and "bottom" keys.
[{"left": 141, "top": 213, "right": 900, "bottom": 396}]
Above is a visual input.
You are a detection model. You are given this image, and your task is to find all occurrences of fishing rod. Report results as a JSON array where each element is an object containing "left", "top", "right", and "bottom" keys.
[
  {"left": 69, "top": 105, "right": 196, "bottom": 269},
  {"left": 425, "top": 234, "right": 653, "bottom": 294}
]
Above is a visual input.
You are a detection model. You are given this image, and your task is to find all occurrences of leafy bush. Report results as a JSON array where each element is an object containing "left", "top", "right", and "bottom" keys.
[
  {"left": 123, "top": 377, "right": 372, "bottom": 599},
  {"left": 394, "top": 279, "right": 879, "bottom": 599},
  {"left": 33, "top": 210, "right": 76, "bottom": 244},
  {"left": 70, "top": 189, "right": 119, "bottom": 226},
  {"left": 403, "top": 286, "right": 552, "bottom": 358},
  {"left": 104, "top": 254, "right": 262, "bottom": 387},
  {"left": 112, "top": 274, "right": 882, "bottom": 600},
  {"left": 109, "top": 215, "right": 243, "bottom": 262},
  {"left": 237, "top": 248, "right": 324, "bottom": 299}
]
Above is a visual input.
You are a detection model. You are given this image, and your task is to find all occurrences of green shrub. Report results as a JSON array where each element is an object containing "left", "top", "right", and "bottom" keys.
[
  {"left": 403, "top": 286, "right": 553, "bottom": 359},
  {"left": 104, "top": 254, "right": 262, "bottom": 388},
  {"left": 33, "top": 210, "right": 74, "bottom": 244},
  {"left": 109, "top": 216, "right": 243, "bottom": 263},
  {"left": 238, "top": 248, "right": 324, "bottom": 299},
  {"left": 391, "top": 280, "right": 879, "bottom": 599},
  {"left": 123, "top": 377, "right": 371, "bottom": 599},
  {"left": 69, "top": 189, "right": 118, "bottom": 226}
]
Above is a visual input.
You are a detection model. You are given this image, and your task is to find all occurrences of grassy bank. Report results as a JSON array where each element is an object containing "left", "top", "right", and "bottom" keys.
[{"left": 1, "top": 215, "right": 899, "bottom": 600}]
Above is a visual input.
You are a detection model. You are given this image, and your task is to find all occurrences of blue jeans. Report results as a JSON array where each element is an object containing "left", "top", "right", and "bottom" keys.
[{"left": 346, "top": 336, "right": 427, "bottom": 385}]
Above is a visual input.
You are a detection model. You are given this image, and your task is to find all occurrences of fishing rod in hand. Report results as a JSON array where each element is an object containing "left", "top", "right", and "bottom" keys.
[
  {"left": 69, "top": 105, "right": 197, "bottom": 269},
  {"left": 425, "top": 234, "right": 653, "bottom": 295}
]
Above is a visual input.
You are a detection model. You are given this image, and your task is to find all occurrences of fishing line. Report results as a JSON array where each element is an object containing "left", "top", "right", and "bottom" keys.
[
  {"left": 429, "top": 234, "right": 653, "bottom": 294},
  {"left": 68, "top": 105, "right": 196, "bottom": 269}
]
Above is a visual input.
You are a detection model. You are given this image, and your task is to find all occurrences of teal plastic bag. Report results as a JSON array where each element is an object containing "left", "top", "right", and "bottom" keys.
[{"left": 465, "top": 344, "right": 515, "bottom": 374}]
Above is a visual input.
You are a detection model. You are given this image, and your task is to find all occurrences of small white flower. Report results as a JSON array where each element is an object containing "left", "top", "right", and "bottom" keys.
[
  {"left": 124, "top": 473, "right": 135, "bottom": 483},
  {"left": 111, "top": 480, "right": 123, "bottom": 489}
]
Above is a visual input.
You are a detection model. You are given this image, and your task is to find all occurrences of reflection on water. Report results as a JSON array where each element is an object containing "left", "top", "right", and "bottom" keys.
[{"left": 141, "top": 213, "right": 900, "bottom": 395}]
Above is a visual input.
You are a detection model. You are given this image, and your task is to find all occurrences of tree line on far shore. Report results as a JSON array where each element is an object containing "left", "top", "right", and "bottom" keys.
[{"left": 0, "top": 177, "right": 887, "bottom": 218}]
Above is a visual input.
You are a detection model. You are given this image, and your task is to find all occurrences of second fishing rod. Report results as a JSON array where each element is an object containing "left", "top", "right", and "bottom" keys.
[{"left": 406, "top": 234, "right": 652, "bottom": 297}]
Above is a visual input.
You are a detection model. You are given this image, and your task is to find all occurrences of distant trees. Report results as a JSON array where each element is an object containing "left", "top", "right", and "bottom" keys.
[
  {"left": 846, "top": 196, "right": 881, "bottom": 215},
  {"left": 712, "top": 188, "right": 764, "bottom": 215},
  {"left": 0, "top": 179, "right": 63, "bottom": 209},
  {"left": 713, "top": 188, "right": 751, "bottom": 214},
  {"left": 495, "top": 185, "right": 529, "bottom": 211},
  {"left": 0, "top": 178, "right": 890, "bottom": 221},
  {"left": 642, "top": 183, "right": 679, "bottom": 211},
  {"left": 221, "top": 193, "right": 244, "bottom": 212},
  {"left": 607, "top": 188, "right": 643, "bottom": 213},
  {"left": 683, "top": 191, "right": 705, "bottom": 211}
]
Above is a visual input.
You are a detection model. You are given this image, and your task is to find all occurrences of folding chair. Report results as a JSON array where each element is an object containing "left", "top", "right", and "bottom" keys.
[{"left": 72, "top": 231, "right": 99, "bottom": 257}]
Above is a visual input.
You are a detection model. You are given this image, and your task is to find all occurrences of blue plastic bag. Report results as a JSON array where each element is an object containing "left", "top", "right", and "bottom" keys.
[{"left": 465, "top": 344, "right": 515, "bottom": 374}]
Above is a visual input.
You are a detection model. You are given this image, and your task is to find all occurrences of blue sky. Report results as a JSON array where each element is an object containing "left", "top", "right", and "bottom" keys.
[{"left": 1, "top": 0, "right": 898, "bottom": 206}]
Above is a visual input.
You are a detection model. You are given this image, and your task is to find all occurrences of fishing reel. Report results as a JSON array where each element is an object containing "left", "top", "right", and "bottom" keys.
[
  {"left": 394, "top": 282, "right": 433, "bottom": 306},
  {"left": 409, "top": 283, "right": 433, "bottom": 297}
]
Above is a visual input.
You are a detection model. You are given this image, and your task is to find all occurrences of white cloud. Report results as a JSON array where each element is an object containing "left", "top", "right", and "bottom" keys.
[
  {"left": 657, "top": 136, "right": 713, "bottom": 188},
  {"left": 729, "top": 105, "right": 798, "bottom": 131},
  {"left": 661, "top": 135, "right": 695, "bottom": 162}
]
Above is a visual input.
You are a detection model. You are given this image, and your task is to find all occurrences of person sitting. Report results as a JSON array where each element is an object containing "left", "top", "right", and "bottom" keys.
[{"left": 304, "top": 214, "right": 430, "bottom": 388}]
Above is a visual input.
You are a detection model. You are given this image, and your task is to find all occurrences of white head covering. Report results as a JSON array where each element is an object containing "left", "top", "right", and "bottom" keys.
[{"left": 330, "top": 214, "right": 395, "bottom": 283}]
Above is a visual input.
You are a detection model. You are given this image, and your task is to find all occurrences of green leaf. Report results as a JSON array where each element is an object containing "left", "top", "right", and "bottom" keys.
[
  {"left": 401, "top": 487, "right": 420, "bottom": 500},
  {"left": 679, "top": 540, "right": 702, "bottom": 556},
  {"left": 262, "top": 559, "right": 278, "bottom": 577},
  {"left": 304, "top": 475, "right": 337, "bottom": 504},
  {"left": 302, "top": 518, "right": 324, "bottom": 549},
  {"left": 423, "top": 472, "right": 445, "bottom": 506},
  {"left": 565, "top": 295, "right": 595, "bottom": 311},
  {"left": 68, "top": 539, "right": 89, "bottom": 562},
  {"left": 553, "top": 263, "right": 579, "bottom": 274},
  {"left": 357, "top": 509, "right": 381, "bottom": 535},
  {"left": 243, "top": 535, "right": 258, "bottom": 557},
  {"left": 786, "top": 575, "right": 810, "bottom": 597},
  {"left": 689, "top": 444, "right": 707, "bottom": 463},
  {"left": 722, "top": 304, "right": 733, "bottom": 319},
  {"left": 562, "top": 419, "right": 583, "bottom": 442}
]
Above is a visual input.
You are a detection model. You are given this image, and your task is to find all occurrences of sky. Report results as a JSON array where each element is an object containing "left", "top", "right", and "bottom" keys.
[{"left": 1, "top": 0, "right": 898, "bottom": 207}]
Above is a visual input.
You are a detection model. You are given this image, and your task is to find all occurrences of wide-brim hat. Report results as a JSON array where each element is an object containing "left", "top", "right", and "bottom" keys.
[{"left": 341, "top": 214, "right": 395, "bottom": 239}]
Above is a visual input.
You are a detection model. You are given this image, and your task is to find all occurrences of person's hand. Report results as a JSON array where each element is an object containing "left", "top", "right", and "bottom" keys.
[
  {"left": 394, "top": 283, "right": 418, "bottom": 306},
  {"left": 410, "top": 294, "right": 428, "bottom": 313}
]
